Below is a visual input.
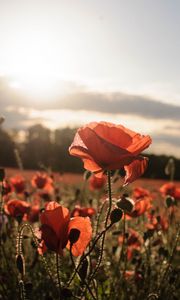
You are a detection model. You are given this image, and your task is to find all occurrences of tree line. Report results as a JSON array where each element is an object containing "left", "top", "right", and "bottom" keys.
[{"left": 0, "top": 124, "right": 180, "bottom": 180}]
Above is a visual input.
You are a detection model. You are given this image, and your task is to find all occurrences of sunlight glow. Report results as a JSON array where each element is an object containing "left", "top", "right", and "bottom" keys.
[{"left": 2, "top": 26, "right": 74, "bottom": 99}]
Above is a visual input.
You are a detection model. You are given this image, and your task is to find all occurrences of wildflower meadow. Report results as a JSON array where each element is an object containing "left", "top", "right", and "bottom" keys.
[{"left": 0, "top": 121, "right": 179, "bottom": 300}]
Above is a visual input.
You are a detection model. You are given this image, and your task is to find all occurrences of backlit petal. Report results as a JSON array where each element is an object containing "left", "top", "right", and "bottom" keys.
[
  {"left": 124, "top": 157, "right": 148, "bottom": 185},
  {"left": 66, "top": 217, "right": 92, "bottom": 257}
]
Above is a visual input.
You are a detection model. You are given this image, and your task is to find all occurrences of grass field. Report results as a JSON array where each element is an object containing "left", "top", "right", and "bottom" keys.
[{"left": 0, "top": 167, "right": 179, "bottom": 300}]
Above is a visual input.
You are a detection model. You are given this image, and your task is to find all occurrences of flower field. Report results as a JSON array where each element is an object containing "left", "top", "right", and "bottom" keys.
[{"left": 0, "top": 122, "right": 180, "bottom": 300}]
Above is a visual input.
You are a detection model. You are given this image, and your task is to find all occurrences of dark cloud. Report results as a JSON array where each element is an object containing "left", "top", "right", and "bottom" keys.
[
  {"left": 152, "top": 133, "right": 180, "bottom": 147},
  {"left": 57, "top": 92, "right": 180, "bottom": 120},
  {"left": 1, "top": 77, "right": 180, "bottom": 121},
  {"left": 2, "top": 110, "right": 28, "bottom": 129}
]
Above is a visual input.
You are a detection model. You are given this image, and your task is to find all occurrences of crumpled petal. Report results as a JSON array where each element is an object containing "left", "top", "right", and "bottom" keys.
[{"left": 124, "top": 157, "right": 148, "bottom": 185}]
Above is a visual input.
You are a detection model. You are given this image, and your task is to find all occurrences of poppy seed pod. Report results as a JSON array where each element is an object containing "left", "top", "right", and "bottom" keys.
[
  {"left": 16, "top": 254, "right": 25, "bottom": 276},
  {"left": 110, "top": 208, "right": 123, "bottom": 223},
  {"left": 69, "top": 228, "right": 80, "bottom": 244},
  {"left": 117, "top": 195, "right": 135, "bottom": 213},
  {"left": 166, "top": 195, "right": 175, "bottom": 207}
]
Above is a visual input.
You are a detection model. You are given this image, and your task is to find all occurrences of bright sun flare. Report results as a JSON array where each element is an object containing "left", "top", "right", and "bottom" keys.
[{"left": 3, "top": 26, "right": 72, "bottom": 99}]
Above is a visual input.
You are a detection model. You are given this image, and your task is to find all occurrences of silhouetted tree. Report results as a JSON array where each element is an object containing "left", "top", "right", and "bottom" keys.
[
  {"left": 0, "top": 128, "right": 16, "bottom": 167},
  {"left": 0, "top": 125, "right": 180, "bottom": 179},
  {"left": 22, "top": 124, "right": 53, "bottom": 169}
]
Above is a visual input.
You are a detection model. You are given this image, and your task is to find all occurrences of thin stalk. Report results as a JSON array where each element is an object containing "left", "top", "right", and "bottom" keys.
[
  {"left": 56, "top": 253, "right": 62, "bottom": 300},
  {"left": 158, "top": 223, "right": 180, "bottom": 294},
  {"left": 69, "top": 244, "right": 97, "bottom": 300},
  {"left": 16, "top": 223, "right": 54, "bottom": 283},
  {"left": 68, "top": 223, "right": 112, "bottom": 286},
  {"left": 118, "top": 213, "right": 126, "bottom": 266},
  {"left": 68, "top": 171, "right": 113, "bottom": 288},
  {"left": 89, "top": 171, "right": 112, "bottom": 279},
  {"left": 0, "top": 181, "right": 4, "bottom": 216}
]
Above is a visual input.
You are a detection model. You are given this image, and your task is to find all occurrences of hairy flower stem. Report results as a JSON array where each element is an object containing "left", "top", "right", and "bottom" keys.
[
  {"left": 56, "top": 253, "right": 62, "bottom": 300},
  {"left": 68, "top": 223, "right": 112, "bottom": 286},
  {"left": 69, "top": 245, "right": 97, "bottom": 300},
  {"left": 95, "top": 200, "right": 108, "bottom": 235},
  {"left": 0, "top": 181, "right": 4, "bottom": 216},
  {"left": 19, "top": 280, "right": 28, "bottom": 300},
  {"left": 68, "top": 172, "right": 113, "bottom": 288},
  {"left": 16, "top": 224, "right": 54, "bottom": 285},
  {"left": 89, "top": 171, "right": 113, "bottom": 280},
  {"left": 158, "top": 223, "right": 180, "bottom": 296},
  {"left": 118, "top": 213, "right": 126, "bottom": 266}
]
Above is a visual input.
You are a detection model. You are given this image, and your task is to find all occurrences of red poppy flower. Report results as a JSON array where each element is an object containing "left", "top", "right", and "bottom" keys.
[
  {"left": 69, "top": 122, "right": 151, "bottom": 184},
  {"left": 126, "top": 197, "right": 152, "bottom": 218},
  {"left": 118, "top": 228, "right": 142, "bottom": 260},
  {"left": 160, "top": 182, "right": 176, "bottom": 196},
  {"left": 2, "top": 179, "right": 12, "bottom": 195},
  {"left": 174, "top": 188, "right": 180, "bottom": 200},
  {"left": 160, "top": 182, "right": 180, "bottom": 200},
  {"left": 28, "top": 204, "right": 40, "bottom": 223},
  {"left": 146, "top": 214, "right": 169, "bottom": 231},
  {"left": 132, "top": 187, "right": 150, "bottom": 200},
  {"left": 10, "top": 175, "right": 26, "bottom": 194},
  {"left": 40, "top": 201, "right": 92, "bottom": 256},
  {"left": 5, "top": 199, "right": 30, "bottom": 218},
  {"left": 31, "top": 172, "right": 53, "bottom": 192},
  {"left": 89, "top": 174, "right": 106, "bottom": 190},
  {"left": 71, "top": 205, "right": 96, "bottom": 218}
]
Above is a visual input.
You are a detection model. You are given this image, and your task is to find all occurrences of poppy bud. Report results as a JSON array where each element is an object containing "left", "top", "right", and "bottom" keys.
[
  {"left": 78, "top": 257, "right": 88, "bottom": 281},
  {"left": 117, "top": 195, "right": 134, "bottom": 213},
  {"left": 16, "top": 254, "right": 25, "bottom": 276},
  {"left": 110, "top": 208, "right": 123, "bottom": 224},
  {"left": 158, "top": 247, "right": 169, "bottom": 257},
  {"left": 61, "top": 288, "right": 73, "bottom": 298},
  {"left": 0, "top": 168, "right": 5, "bottom": 182},
  {"left": 166, "top": 195, "right": 175, "bottom": 207},
  {"left": 143, "top": 229, "right": 154, "bottom": 241},
  {"left": 68, "top": 228, "right": 80, "bottom": 244},
  {"left": 83, "top": 170, "right": 91, "bottom": 181}
]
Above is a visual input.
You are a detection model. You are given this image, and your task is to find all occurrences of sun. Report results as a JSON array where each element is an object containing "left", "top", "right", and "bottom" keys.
[{"left": 3, "top": 26, "right": 72, "bottom": 99}]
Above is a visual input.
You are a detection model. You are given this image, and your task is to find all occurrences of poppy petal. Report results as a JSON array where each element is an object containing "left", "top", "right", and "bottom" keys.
[
  {"left": 40, "top": 205, "right": 70, "bottom": 245},
  {"left": 78, "top": 127, "right": 131, "bottom": 167},
  {"left": 41, "top": 224, "right": 59, "bottom": 253},
  {"left": 45, "top": 201, "right": 61, "bottom": 210},
  {"left": 124, "top": 157, "right": 148, "bottom": 185},
  {"left": 66, "top": 217, "right": 92, "bottom": 257}
]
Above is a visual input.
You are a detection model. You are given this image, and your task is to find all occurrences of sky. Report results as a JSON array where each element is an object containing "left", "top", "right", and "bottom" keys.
[{"left": 0, "top": 0, "right": 180, "bottom": 157}]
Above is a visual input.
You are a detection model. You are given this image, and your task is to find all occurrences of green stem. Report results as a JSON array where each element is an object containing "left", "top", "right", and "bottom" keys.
[
  {"left": 68, "top": 223, "right": 112, "bottom": 286},
  {"left": 69, "top": 245, "right": 97, "bottom": 300},
  {"left": 16, "top": 223, "right": 54, "bottom": 283},
  {"left": 56, "top": 253, "right": 62, "bottom": 300},
  {"left": 87, "top": 171, "right": 113, "bottom": 284},
  {"left": 68, "top": 171, "right": 113, "bottom": 288},
  {"left": 118, "top": 213, "right": 126, "bottom": 266},
  {"left": 0, "top": 181, "right": 4, "bottom": 216},
  {"left": 158, "top": 223, "right": 180, "bottom": 295}
]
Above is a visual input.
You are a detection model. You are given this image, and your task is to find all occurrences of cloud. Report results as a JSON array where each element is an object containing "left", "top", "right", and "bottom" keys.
[
  {"left": 1, "top": 77, "right": 180, "bottom": 157},
  {"left": 1, "top": 77, "right": 180, "bottom": 121},
  {"left": 55, "top": 92, "right": 180, "bottom": 121},
  {"left": 152, "top": 133, "right": 180, "bottom": 148}
]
